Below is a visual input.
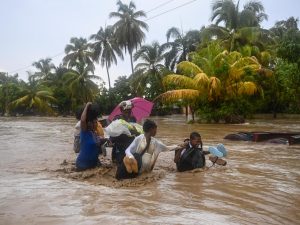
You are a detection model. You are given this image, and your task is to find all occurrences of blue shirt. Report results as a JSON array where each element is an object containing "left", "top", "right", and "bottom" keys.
[{"left": 76, "top": 130, "right": 100, "bottom": 170}]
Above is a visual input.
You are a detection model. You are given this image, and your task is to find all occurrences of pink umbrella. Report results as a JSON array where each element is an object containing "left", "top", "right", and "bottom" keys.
[{"left": 108, "top": 97, "right": 154, "bottom": 122}]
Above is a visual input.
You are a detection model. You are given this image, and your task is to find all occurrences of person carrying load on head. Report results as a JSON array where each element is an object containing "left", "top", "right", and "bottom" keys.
[
  {"left": 174, "top": 132, "right": 227, "bottom": 172},
  {"left": 109, "top": 100, "right": 141, "bottom": 164},
  {"left": 113, "top": 100, "right": 137, "bottom": 123}
]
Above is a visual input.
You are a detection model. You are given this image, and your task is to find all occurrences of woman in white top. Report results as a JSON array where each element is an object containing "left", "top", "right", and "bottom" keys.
[{"left": 115, "top": 119, "right": 179, "bottom": 180}]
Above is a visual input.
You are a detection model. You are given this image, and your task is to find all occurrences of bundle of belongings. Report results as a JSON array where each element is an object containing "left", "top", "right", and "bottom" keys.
[{"left": 104, "top": 119, "right": 143, "bottom": 164}]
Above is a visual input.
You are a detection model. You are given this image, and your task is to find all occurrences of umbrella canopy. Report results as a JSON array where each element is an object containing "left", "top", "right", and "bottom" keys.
[{"left": 108, "top": 97, "right": 154, "bottom": 122}]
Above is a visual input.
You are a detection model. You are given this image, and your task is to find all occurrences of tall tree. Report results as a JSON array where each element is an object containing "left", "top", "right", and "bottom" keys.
[
  {"left": 0, "top": 73, "right": 22, "bottom": 115},
  {"left": 109, "top": 0, "right": 148, "bottom": 74},
  {"left": 133, "top": 41, "right": 167, "bottom": 95},
  {"left": 211, "top": 0, "right": 268, "bottom": 31},
  {"left": 63, "top": 37, "right": 95, "bottom": 72},
  {"left": 163, "top": 27, "right": 201, "bottom": 70},
  {"left": 32, "top": 58, "right": 55, "bottom": 80},
  {"left": 63, "top": 63, "right": 101, "bottom": 105},
  {"left": 10, "top": 74, "right": 56, "bottom": 115},
  {"left": 204, "top": 0, "right": 270, "bottom": 52},
  {"left": 158, "top": 49, "right": 262, "bottom": 121},
  {"left": 272, "top": 17, "right": 300, "bottom": 65},
  {"left": 90, "top": 26, "right": 123, "bottom": 89},
  {"left": 270, "top": 17, "right": 299, "bottom": 39}
]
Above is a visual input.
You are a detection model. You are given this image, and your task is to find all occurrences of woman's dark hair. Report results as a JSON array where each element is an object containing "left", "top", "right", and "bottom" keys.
[
  {"left": 86, "top": 103, "right": 100, "bottom": 122},
  {"left": 143, "top": 119, "right": 157, "bottom": 132},
  {"left": 190, "top": 131, "right": 201, "bottom": 140},
  {"left": 75, "top": 106, "right": 84, "bottom": 120}
]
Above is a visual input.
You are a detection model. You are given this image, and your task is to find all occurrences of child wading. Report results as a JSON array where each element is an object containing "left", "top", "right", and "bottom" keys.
[{"left": 174, "top": 132, "right": 227, "bottom": 172}]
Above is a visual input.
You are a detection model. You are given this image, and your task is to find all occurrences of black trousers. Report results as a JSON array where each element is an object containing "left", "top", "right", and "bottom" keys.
[
  {"left": 111, "top": 134, "right": 135, "bottom": 164},
  {"left": 115, "top": 153, "right": 142, "bottom": 180}
]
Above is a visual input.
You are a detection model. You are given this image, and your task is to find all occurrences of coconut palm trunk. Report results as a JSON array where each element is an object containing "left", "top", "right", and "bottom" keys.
[
  {"left": 106, "top": 61, "right": 112, "bottom": 89},
  {"left": 129, "top": 49, "right": 134, "bottom": 75}
]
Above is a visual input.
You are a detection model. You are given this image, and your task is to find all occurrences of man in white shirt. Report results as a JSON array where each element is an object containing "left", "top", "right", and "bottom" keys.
[{"left": 115, "top": 119, "right": 179, "bottom": 180}]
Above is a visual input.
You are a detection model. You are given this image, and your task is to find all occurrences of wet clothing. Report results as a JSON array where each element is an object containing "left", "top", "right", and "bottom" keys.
[
  {"left": 73, "top": 121, "right": 81, "bottom": 153},
  {"left": 175, "top": 143, "right": 208, "bottom": 172},
  {"left": 125, "top": 134, "right": 176, "bottom": 173},
  {"left": 113, "top": 114, "right": 137, "bottom": 123},
  {"left": 74, "top": 121, "right": 104, "bottom": 154},
  {"left": 115, "top": 152, "right": 142, "bottom": 180},
  {"left": 110, "top": 134, "right": 135, "bottom": 164},
  {"left": 110, "top": 116, "right": 140, "bottom": 164},
  {"left": 115, "top": 134, "right": 177, "bottom": 180},
  {"left": 76, "top": 130, "right": 100, "bottom": 170}
]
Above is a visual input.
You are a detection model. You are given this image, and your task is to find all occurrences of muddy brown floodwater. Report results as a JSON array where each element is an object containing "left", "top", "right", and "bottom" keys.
[{"left": 0, "top": 115, "right": 299, "bottom": 225}]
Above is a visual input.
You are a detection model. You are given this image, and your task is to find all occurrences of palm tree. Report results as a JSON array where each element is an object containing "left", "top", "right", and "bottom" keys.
[
  {"left": 270, "top": 17, "right": 299, "bottom": 39},
  {"left": 32, "top": 58, "right": 55, "bottom": 80},
  {"left": 158, "top": 49, "right": 262, "bottom": 121},
  {"left": 206, "top": 0, "right": 271, "bottom": 53},
  {"left": 90, "top": 26, "right": 123, "bottom": 89},
  {"left": 163, "top": 27, "right": 201, "bottom": 70},
  {"left": 211, "top": 0, "right": 268, "bottom": 32},
  {"left": 109, "top": 0, "right": 148, "bottom": 74},
  {"left": 63, "top": 63, "right": 101, "bottom": 104},
  {"left": 133, "top": 41, "right": 168, "bottom": 99},
  {"left": 10, "top": 74, "right": 56, "bottom": 114},
  {"left": 63, "top": 37, "right": 95, "bottom": 72}
]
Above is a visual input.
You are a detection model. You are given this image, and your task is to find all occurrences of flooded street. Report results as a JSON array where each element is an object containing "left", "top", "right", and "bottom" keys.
[{"left": 0, "top": 116, "right": 299, "bottom": 225}]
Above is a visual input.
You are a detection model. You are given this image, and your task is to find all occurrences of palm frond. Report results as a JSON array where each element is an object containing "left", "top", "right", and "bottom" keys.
[
  {"left": 155, "top": 89, "right": 201, "bottom": 103},
  {"left": 238, "top": 81, "right": 258, "bottom": 95},
  {"left": 194, "top": 73, "right": 210, "bottom": 87},
  {"left": 163, "top": 74, "right": 197, "bottom": 89},
  {"left": 177, "top": 61, "right": 203, "bottom": 76}
]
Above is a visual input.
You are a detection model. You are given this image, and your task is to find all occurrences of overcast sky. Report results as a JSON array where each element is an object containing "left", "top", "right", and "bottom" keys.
[{"left": 1, "top": 0, "right": 299, "bottom": 87}]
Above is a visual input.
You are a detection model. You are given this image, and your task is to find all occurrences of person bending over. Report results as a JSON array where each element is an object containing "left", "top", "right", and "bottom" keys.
[
  {"left": 116, "top": 119, "right": 180, "bottom": 180},
  {"left": 110, "top": 100, "right": 140, "bottom": 164}
]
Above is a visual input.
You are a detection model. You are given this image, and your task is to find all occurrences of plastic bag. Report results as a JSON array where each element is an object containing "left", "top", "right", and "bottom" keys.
[{"left": 104, "top": 120, "right": 131, "bottom": 137}]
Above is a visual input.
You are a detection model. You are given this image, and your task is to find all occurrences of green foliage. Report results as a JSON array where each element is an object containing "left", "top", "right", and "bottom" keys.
[
  {"left": 109, "top": 0, "right": 148, "bottom": 74},
  {"left": 63, "top": 37, "right": 95, "bottom": 71},
  {"left": 274, "top": 60, "right": 300, "bottom": 113},
  {"left": 9, "top": 75, "right": 57, "bottom": 115},
  {"left": 163, "top": 27, "right": 201, "bottom": 70},
  {"left": 133, "top": 41, "right": 168, "bottom": 99},
  {"left": 211, "top": 0, "right": 268, "bottom": 31},
  {"left": 277, "top": 29, "right": 300, "bottom": 65},
  {"left": 63, "top": 63, "right": 101, "bottom": 105},
  {"left": 2, "top": 1, "right": 300, "bottom": 120},
  {"left": 90, "top": 26, "right": 123, "bottom": 89}
]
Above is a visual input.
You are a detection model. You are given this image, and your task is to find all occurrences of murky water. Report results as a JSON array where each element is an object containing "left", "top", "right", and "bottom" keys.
[{"left": 0, "top": 116, "right": 299, "bottom": 225}]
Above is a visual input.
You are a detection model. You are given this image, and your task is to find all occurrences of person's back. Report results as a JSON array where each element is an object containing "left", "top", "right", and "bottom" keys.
[
  {"left": 75, "top": 103, "right": 101, "bottom": 171},
  {"left": 76, "top": 129, "right": 100, "bottom": 170}
]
